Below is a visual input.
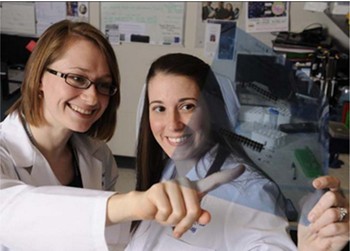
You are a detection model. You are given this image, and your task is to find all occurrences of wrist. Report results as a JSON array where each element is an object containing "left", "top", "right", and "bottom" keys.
[{"left": 106, "top": 191, "right": 141, "bottom": 225}]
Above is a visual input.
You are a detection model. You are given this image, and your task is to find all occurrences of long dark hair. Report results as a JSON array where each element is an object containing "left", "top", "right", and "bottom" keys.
[{"left": 133, "top": 53, "right": 237, "bottom": 232}]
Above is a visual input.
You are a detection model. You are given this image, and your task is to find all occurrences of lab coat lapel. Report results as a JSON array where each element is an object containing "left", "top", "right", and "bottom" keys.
[
  {"left": 72, "top": 135, "right": 103, "bottom": 190},
  {"left": 2, "top": 113, "right": 104, "bottom": 189},
  {"left": 78, "top": 152, "right": 103, "bottom": 189},
  {"left": 2, "top": 113, "right": 61, "bottom": 186},
  {"left": 29, "top": 151, "right": 61, "bottom": 185}
]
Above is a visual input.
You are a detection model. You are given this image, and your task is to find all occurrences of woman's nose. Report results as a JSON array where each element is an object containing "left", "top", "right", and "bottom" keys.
[
  {"left": 81, "top": 85, "right": 98, "bottom": 105},
  {"left": 167, "top": 110, "right": 184, "bottom": 131}
]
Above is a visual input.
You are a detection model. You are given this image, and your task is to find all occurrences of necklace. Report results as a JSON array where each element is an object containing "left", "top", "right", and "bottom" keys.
[
  {"left": 20, "top": 112, "right": 82, "bottom": 187},
  {"left": 20, "top": 113, "right": 38, "bottom": 146}
]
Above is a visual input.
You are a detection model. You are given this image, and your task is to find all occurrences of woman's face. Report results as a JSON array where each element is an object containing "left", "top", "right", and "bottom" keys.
[
  {"left": 40, "top": 39, "right": 111, "bottom": 133},
  {"left": 148, "top": 72, "right": 209, "bottom": 161}
]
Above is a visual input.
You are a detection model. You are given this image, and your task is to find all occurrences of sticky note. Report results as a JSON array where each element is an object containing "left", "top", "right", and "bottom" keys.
[{"left": 26, "top": 40, "right": 37, "bottom": 52}]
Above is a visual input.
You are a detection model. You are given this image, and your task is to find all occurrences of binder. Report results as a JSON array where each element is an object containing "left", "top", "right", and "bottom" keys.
[{"left": 220, "top": 128, "right": 264, "bottom": 152}]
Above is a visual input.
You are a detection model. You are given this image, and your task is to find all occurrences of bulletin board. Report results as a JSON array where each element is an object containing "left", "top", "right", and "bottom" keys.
[{"left": 100, "top": 2, "right": 185, "bottom": 46}]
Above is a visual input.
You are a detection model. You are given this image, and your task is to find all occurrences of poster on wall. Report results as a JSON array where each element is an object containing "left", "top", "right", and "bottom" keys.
[
  {"left": 35, "top": 2, "right": 89, "bottom": 35},
  {"left": 100, "top": 2, "right": 185, "bottom": 46},
  {"left": 245, "top": 2, "right": 289, "bottom": 33},
  {"left": 204, "top": 22, "right": 221, "bottom": 58},
  {"left": 196, "top": 2, "right": 242, "bottom": 49},
  {"left": 201, "top": 1, "right": 242, "bottom": 21},
  {"left": 66, "top": 2, "right": 89, "bottom": 21},
  {"left": 206, "top": 20, "right": 237, "bottom": 60}
]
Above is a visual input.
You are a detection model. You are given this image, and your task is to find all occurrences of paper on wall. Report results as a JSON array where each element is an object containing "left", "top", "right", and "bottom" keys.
[
  {"left": 1, "top": 2, "right": 36, "bottom": 35},
  {"left": 204, "top": 22, "right": 221, "bottom": 58},
  {"left": 245, "top": 2, "right": 289, "bottom": 33}
]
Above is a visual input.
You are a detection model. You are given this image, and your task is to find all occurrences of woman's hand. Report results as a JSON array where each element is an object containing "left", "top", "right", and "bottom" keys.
[
  {"left": 298, "top": 176, "right": 349, "bottom": 251},
  {"left": 107, "top": 165, "right": 245, "bottom": 238},
  {"left": 134, "top": 178, "right": 210, "bottom": 238}
]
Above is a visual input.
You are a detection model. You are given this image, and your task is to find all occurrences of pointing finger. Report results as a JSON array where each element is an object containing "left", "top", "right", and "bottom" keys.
[{"left": 194, "top": 165, "right": 245, "bottom": 195}]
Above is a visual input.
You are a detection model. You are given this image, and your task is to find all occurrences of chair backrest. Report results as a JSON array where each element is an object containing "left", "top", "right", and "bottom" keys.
[
  {"left": 135, "top": 83, "right": 146, "bottom": 137},
  {"left": 213, "top": 72, "right": 240, "bottom": 131}
]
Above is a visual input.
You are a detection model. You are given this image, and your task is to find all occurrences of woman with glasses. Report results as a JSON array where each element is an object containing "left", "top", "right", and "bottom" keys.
[{"left": 0, "top": 20, "right": 237, "bottom": 251}]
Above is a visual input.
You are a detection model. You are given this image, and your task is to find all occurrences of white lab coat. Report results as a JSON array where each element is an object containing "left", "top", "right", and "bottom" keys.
[
  {"left": 0, "top": 112, "right": 130, "bottom": 251},
  {"left": 126, "top": 146, "right": 298, "bottom": 251}
]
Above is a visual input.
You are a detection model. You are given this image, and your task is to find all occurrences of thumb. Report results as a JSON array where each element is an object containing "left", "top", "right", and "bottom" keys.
[{"left": 195, "top": 165, "right": 245, "bottom": 196}]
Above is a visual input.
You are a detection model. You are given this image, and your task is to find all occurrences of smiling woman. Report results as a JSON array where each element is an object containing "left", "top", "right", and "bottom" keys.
[
  {"left": 7, "top": 21, "right": 120, "bottom": 141},
  {"left": 5, "top": 21, "right": 120, "bottom": 187},
  {"left": 0, "top": 20, "right": 125, "bottom": 250},
  {"left": 129, "top": 53, "right": 350, "bottom": 251},
  {"left": 148, "top": 73, "right": 210, "bottom": 163},
  {"left": 40, "top": 39, "right": 111, "bottom": 134}
]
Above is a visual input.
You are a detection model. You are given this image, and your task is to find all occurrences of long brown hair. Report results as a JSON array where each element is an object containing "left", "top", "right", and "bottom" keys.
[
  {"left": 7, "top": 20, "right": 120, "bottom": 141},
  {"left": 132, "top": 53, "right": 226, "bottom": 232},
  {"left": 136, "top": 53, "right": 214, "bottom": 192}
]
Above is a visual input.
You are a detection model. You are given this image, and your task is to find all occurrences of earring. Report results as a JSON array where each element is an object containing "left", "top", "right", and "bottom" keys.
[{"left": 38, "top": 91, "right": 44, "bottom": 99}]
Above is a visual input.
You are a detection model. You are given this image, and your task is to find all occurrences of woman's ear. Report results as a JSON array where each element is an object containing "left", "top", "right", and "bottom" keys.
[
  {"left": 38, "top": 76, "right": 44, "bottom": 97},
  {"left": 38, "top": 90, "right": 44, "bottom": 99}
]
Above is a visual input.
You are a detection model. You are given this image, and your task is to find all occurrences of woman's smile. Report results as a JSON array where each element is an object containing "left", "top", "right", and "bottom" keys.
[
  {"left": 68, "top": 103, "right": 96, "bottom": 116},
  {"left": 166, "top": 133, "right": 193, "bottom": 145}
]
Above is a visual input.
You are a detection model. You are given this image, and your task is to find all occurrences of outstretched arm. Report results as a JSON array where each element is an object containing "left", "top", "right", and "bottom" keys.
[{"left": 106, "top": 165, "right": 245, "bottom": 238}]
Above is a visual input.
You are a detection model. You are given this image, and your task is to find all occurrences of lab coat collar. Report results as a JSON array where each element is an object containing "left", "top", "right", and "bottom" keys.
[
  {"left": 162, "top": 145, "right": 219, "bottom": 181},
  {"left": 1, "top": 112, "right": 104, "bottom": 189},
  {"left": 1, "top": 112, "right": 37, "bottom": 168}
]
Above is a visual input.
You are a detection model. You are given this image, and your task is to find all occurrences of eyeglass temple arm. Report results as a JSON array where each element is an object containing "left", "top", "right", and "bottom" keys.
[{"left": 46, "top": 68, "right": 67, "bottom": 78}]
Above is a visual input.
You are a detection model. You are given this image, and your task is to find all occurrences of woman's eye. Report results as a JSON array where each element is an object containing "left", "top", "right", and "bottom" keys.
[
  {"left": 151, "top": 106, "right": 165, "bottom": 113},
  {"left": 181, "top": 103, "right": 196, "bottom": 111},
  {"left": 98, "top": 82, "right": 112, "bottom": 90},
  {"left": 69, "top": 75, "right": 86, "bottom": 84}
]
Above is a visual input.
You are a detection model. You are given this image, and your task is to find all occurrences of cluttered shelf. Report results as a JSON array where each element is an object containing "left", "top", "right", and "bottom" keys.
[
  {"left": 271, "top": 25, "right": 333, "bottom": 62},
  {"left": 271, "top": 24, "right": 349, "bottom": 133}
]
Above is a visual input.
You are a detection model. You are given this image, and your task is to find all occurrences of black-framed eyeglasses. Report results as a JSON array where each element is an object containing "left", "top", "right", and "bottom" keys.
[{"left": 46, "top": 68, "right": 118, "bottom": 96}]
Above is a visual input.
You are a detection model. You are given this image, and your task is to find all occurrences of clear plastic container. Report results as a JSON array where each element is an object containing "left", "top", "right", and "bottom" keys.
[{"left": 268, "top": 107, "right": 279, "bottom": 129}]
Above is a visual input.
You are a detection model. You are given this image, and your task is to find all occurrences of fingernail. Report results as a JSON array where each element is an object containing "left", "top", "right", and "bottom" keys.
[
  {"left": 313, "top": 179, "right": 321, "bottom": 188},
  {"left": 173, "top": 232, "right": 181, "bottom": 239}
]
